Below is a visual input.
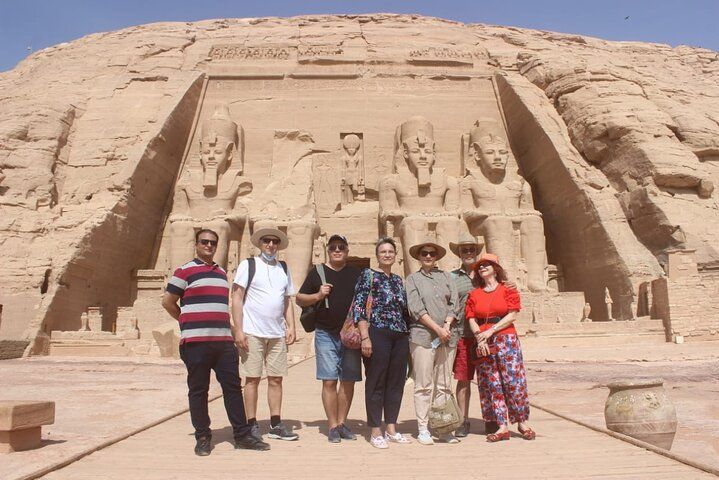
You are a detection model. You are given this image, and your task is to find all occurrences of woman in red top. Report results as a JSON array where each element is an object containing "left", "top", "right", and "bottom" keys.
[{"left": 465, "top": 253, "right": 536, "bottom": 442}]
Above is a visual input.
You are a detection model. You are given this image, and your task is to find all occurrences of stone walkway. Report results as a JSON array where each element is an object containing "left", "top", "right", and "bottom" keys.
[{"left": 28, "top": 352, "right": 716, "bottom": 480}]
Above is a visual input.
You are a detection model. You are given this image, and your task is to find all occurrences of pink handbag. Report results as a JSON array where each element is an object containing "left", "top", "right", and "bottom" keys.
[{"left": 340, "top": 271, "right": 373, "bottom": 349}]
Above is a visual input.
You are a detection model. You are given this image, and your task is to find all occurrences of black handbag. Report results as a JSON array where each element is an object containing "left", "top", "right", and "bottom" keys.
[{"left": 299, "top": 264, "right": 328, "bottom": 333}]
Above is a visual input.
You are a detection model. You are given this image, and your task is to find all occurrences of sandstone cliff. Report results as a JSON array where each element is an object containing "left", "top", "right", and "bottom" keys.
[{"left": 0, "top": 14, "right": 716, "bottom": 345}]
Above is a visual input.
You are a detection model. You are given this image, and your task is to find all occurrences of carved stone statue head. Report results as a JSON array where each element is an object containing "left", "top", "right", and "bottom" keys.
[
  {"left": 199, "top": 104, "right": 240, "bottom": 187},
  {"left": 342, "top": 134, "right": 361, "bottom": 157},
  {"left": 470, "top": 120, "right": 509, "bottom": 176},
  {"left": 398, "top": 116, "right": 436, "bottom": 186}
]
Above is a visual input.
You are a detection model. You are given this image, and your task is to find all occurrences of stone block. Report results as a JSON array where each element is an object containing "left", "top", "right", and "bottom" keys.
[
  {"left": 152, "top": 321, "right": 180, "bottom": 359},
  {"left": 0, "top": 401, "right": 55, "bottom": 453}
]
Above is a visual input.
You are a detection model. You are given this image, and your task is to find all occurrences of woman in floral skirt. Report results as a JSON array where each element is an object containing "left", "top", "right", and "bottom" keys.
[{"left": 465, "top": 253, "right": 536, "bottom": 442}]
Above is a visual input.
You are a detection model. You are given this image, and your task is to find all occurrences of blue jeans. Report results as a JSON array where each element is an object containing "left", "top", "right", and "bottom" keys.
[
  {"left": 314, "top": 328, "right": 362, "bottom": 381},
  {"left": 180, "top": 341, "right": 251, "bottom": 440}
]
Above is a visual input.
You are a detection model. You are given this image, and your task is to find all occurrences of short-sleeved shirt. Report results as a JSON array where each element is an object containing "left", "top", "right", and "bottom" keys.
[
  {"left": 406, "top": 268, "right": 460, "bottom": 348},
  {"left": 165, "top": 258, "right": 233, "bottom": 345},
  {"left": 233, "top": 256, "right": 295, "bottom": 339},
  {"left": 451, "top": 268, "right": 476, "bottom": 338},
  {"left": 351, "top": 269, "right": 409, "bottom": 334},
  {"left": 298, "top": 264, "right": 361, "bottom": 334},
  {"left": 465, "top": 283, "right": 521, "bottom": 335}
]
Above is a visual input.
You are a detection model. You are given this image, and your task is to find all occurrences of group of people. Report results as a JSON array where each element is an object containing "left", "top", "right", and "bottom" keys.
[{"left": 162, "top": 227, "right": 534, "bottom": 456}]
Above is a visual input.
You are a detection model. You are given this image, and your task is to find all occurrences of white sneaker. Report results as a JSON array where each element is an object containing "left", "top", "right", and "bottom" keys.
[
  {"left": 440, "top": 433, "right": 460, "bottom": 444},
  {"left": 417, "top": 430, "right": 434, "bottom": 445}
]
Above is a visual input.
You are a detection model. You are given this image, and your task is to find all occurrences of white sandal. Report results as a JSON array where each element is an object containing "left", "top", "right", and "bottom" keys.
[
  {"left": 384, "top": 431, "right": 411, "bottom": 444},
  {"left": 370, "top": 435, "right": 389, "bottom": 449}
]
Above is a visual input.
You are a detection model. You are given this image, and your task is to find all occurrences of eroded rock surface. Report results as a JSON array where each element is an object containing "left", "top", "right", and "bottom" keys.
[{"left": 0, "top": 14, "right": 717, "bottom": 348}]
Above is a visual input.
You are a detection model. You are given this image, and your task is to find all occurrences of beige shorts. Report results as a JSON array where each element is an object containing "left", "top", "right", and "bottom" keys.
[{"left": 240, "top": 334, "right": 288, "bottom": 378}]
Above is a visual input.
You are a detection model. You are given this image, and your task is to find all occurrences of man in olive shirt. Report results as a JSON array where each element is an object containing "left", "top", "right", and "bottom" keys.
[
  {"left": 296, "top": 234, "right": 362, "bottom": 443},
  {"left": 449, "top": 234, "right": 483, "bottom": 437}
]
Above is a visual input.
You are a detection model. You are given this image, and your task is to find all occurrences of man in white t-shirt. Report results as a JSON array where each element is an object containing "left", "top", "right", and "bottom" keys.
[{"left": 232, "top": 227, "right": 298, "bottom": 441}]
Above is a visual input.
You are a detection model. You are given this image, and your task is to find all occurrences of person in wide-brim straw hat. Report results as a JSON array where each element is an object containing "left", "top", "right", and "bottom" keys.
[
  {"left": 250, "top": 227, "right": 289, "bottom": 250},
  {"left": 449, "top": 233, "right": 482, "bottom": 258},
  {"left": 408, "top": 240, "right": 447, "bottom": 261},
  {"left": 405, "top": 238, "right": 461, "bottom": 445}
]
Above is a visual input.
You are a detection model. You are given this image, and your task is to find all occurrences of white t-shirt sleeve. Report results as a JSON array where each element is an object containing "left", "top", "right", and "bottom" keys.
[
  {"left": 233, "top": 259, "right": 249, "bottom": 288},
  {"left": 285, "top": 266, "right": 295, "bottom": 296}
]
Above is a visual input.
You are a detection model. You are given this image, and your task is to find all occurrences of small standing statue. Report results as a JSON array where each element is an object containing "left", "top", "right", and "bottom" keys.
[
  {"left": 341, "top": 134, "right": 365, "bottom": 204},
  {"left": 604, "top": 287, "right": 614, "bottom": 321},
  {"left": 581, "top": 302, "right": 591, "bottom": 322}
]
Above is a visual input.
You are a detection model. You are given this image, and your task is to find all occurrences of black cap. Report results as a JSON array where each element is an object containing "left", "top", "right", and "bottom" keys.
[{"left": 327, "top": 234, "right": 349, "bottom": 245}]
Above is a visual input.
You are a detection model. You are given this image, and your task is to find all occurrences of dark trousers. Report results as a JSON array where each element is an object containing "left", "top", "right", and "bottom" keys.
[
  {"left": 180, "top": 341, "right": 251, "bottom": 440},
  {"left": 363, "top": 326, "right": 409, "bottom": 428}
]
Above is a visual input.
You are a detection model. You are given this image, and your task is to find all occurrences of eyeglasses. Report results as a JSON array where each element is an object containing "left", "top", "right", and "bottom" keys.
[
  {"left": 419, "top": 250, "right": 437, "bottom": 257},
  {"left": 328, "top": 244, "right": 347, "bottom": 252},
  {"left": 459, "top": 247, "right": 477, "bottom": 254},
  {"left": 261, "top": 237, "right": 281, "bottom": 245},
  {"left": 478, "top": 261, "right": 493, "bottom": 268},
  {"left": 199, "top": 239, "right": 218, "bottom": 247}
]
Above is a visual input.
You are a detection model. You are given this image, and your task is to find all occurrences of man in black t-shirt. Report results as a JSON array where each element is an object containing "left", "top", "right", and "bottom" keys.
[{"left": 296, "top": 234, "right": 362, "bottom": 443}]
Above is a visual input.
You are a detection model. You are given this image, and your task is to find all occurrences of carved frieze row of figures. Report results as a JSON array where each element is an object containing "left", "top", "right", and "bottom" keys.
[{"left": 161, "top": 105, "right": 549, "bottom": 293}]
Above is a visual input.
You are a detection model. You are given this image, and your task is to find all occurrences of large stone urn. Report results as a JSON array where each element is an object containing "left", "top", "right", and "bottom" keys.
[{"left": 604, "top": 379, "right": 677, "bottom": 449}]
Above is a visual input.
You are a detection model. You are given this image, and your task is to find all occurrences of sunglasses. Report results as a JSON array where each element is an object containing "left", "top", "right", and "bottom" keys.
[
  {"left": 328, "top": 244, "right": 347, "bottom": 252},
  {"left": 478, "top": 261, "right": 493, "bottom": 268},
  {"left": 199, "top": 239, "right": 218, "bottom": 247},
  {"left": 261, "top": 237, "right": 281, "bottom": 245},
  {"left": 419, "top": 250, "right": 437, "bottom": 257},
  {"left": 459, "top": 247, "right": 477, "bottom": 254}
]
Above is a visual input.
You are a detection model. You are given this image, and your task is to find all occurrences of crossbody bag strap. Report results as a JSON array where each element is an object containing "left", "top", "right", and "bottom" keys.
[{"left": 316, "top": 264, "right": 329, "bottom": 308}]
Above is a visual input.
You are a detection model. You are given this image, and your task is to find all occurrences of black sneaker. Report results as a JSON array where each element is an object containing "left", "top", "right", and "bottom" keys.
[
  {"left": 268, "top": 422, "right": 299, "bottom": 441},
  {"left": 235, "top": 435, "right": 270, "bottom": 451},
  {"left": 194, "top": 436, "right": 211, "bottom": 456},
  {"left": 328, "top": 426, "right": 341, "bottom": 443},
  {"left": 337, "top": 423, "right": 357, "bottom": 440}
]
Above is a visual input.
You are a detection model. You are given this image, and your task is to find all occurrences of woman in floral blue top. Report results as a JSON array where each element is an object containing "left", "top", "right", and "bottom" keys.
[{"left": 353, "top": 237, "right": 411, "bottom": 449}]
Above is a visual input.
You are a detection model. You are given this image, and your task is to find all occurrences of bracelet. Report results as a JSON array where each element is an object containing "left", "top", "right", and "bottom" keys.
[{"left": 361, "top": 337, "right": 369, "bottom": 341}]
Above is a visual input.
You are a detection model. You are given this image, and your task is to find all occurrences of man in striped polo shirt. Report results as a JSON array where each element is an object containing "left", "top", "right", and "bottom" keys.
[{"left": 162, "top": 228, "right": 270, "bottom": 456}]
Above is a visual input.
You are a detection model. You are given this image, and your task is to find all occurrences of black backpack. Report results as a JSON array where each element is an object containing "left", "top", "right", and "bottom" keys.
[{"left": 244, "top": 257, "right": 288, "bottom": 300}]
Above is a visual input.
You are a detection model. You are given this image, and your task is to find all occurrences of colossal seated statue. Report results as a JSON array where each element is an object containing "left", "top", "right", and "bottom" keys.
[
  {"left": 379, "top": 116, "right": 461, "bottom": 274},
  {"left": 168, "top": 105, "right": 252, "bottom": 269},
  {"left": 461, "top": 119, "right": 547, "bottom": 291}
]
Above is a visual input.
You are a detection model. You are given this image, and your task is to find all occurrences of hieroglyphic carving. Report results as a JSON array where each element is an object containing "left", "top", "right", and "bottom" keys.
[
  {"left": 208, "top": 44, "right": 346, "bottom": 62},
  {"left": 208, "top": 45, "right": 292, "bottom": 61},
  {"left": 312, "top": 152, "right": 342, "bottom": 217},
  {"left": 297, "top": 45, "right": 344, "bottom": 58},
  {"left": 408, "top": 47, "right": 485, "bottom": 60}
]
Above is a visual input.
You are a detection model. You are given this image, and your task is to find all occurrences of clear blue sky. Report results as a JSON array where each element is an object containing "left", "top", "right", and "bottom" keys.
[{"left": 1, "top": 0, "right": 717, "bottom": 72}]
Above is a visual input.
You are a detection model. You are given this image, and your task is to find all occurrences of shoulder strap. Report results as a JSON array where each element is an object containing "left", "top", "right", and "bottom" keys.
[
  {"left": 244, "top": 257, "right": 255, "bottom": 301},
  {"left": 316, "top": 264, "right": 329, "bottom": 308},
  {"left": 279, "top": 260, "right": 288, "bottom": 274}
]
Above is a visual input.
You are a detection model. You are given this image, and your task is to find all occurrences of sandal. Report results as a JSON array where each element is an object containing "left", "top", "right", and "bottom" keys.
[
  {"left": 518, "top": 426, "right": 536, "bottom": 440},
  {"left": 486, "top": 431, "right": 510, "bottom": 442},
  {"left": 370, "top": 435, "right": 389, "bottom": 449},
  {"left": 385, "top": 431, "right": 411, "bottom": 444}
]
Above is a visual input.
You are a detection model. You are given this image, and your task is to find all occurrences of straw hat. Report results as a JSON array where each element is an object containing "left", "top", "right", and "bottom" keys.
[
  {"left": 408, "top": 240, "right": 447, "bottom": 261},
  {"left": 449, "top": 233, "right": 482, "bottom": 257},
  {"left": 250, "top": 227, "right": 289, "bottom": 250}
]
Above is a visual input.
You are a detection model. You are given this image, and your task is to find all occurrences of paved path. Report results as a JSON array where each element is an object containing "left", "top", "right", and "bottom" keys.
[{"left": 38, "top": 356, "right": 715, "bottom": 480}]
